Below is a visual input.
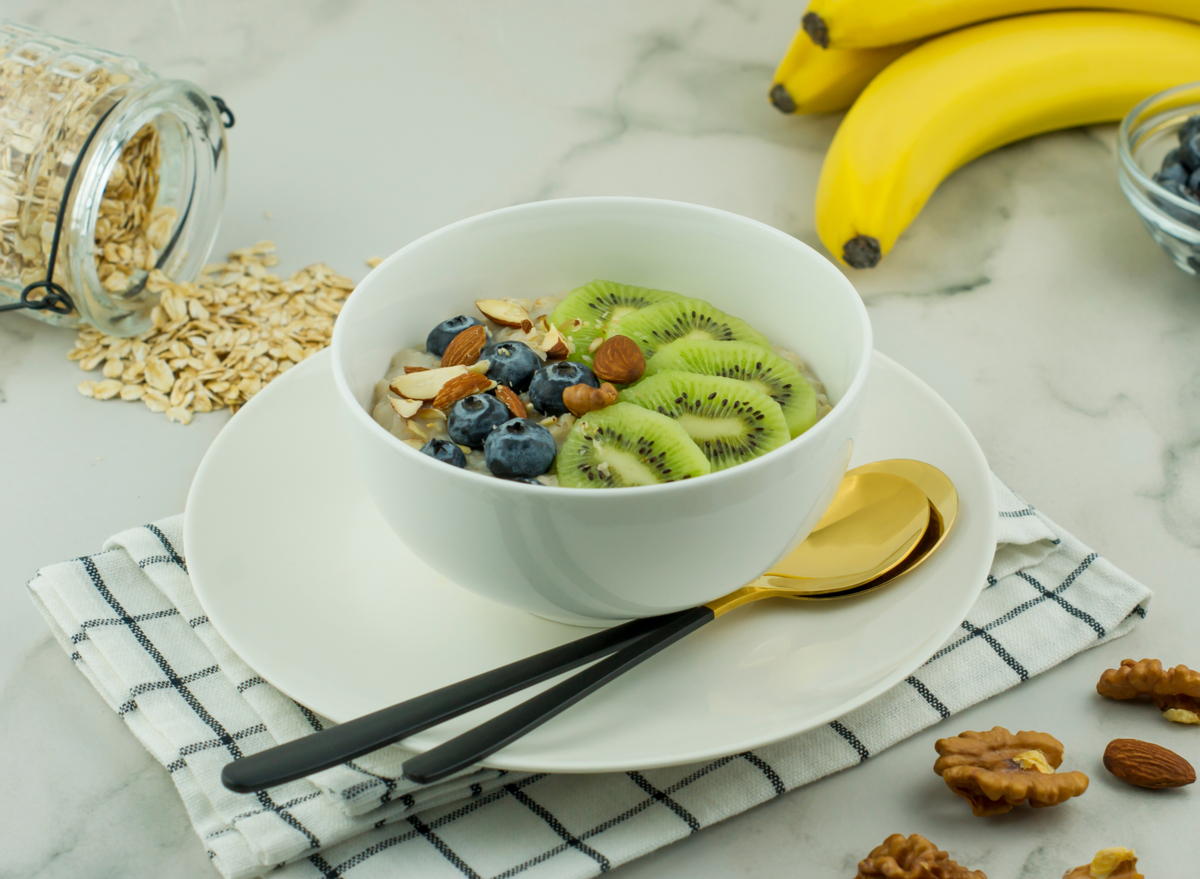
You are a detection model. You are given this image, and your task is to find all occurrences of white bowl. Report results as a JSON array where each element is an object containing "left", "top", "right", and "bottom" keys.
[{"left": 331, "top": 197, "right": 872, "bottom": 624}]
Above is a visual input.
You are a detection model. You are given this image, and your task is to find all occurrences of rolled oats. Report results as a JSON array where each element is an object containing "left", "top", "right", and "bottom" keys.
[{"left": 67, "top": 242, "right": 355, "bottom": 424}]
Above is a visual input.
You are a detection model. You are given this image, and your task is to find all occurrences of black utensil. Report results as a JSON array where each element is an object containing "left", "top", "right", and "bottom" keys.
[
  {"left": 401, "top": 606, "right": 715, "bottom": 783},
  {"left": 220, "top": 610, "right": 690, "bottom": 793}
]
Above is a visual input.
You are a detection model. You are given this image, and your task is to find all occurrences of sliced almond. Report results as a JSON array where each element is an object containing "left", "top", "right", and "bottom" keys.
[
  {"left": 520, "top": 319, "right": 534, "bottom": 333},
  {"left": 476, "top": 298, "right": 531, "bottom": 328},
  {"left": 406, "top": 419, "right": 430, "bottom": 440},
  {"left": 404, "top": 365, "right": 430, "bottom": 374},
  {"left": 431, "top": 372, "right": 497, "bottom": 410},
  {"left": 539, "top": 326, "right": 571, "bottom": 360},
  {"left": 389, "top": 365, "right": 469, "bottom": 400},
  {"left": 441, "top": 324, "right": 487, "bottom": 367},
  {"left": 389, "top": 396, "right": 423, "bottom": 418},
  {"left": 466, "top": 359, "right": 491, "bottom": 375},
  {"left": 496, "top": 385, "right": 527, "bottom": 419}
]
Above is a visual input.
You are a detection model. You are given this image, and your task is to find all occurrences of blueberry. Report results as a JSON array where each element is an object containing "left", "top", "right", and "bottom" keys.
[
  {"left": 419, "top": 437, "right": 466, "bottom": 468},
  {"left": 1188, "top": 168, "right": 1200, "bottom": 194},
  {"left": 1179, "top": 133, "right": 1200, "bottom": 171},
  {"left": 426, "top": 316, "right": 485, "bottom": 357},
  {"left": 1163, "top": 147, "right": 1181, "bottom": 169},
  {"left": 484, "top": 419, "right": 557, "bottom": 478},
  {"left": 1157, "top": 163, "right": 1188, "bottom": 186},
  {"left": 1180, "top": 115, "right": 1200, "bottom": 145},
  {"left": 528, "top": 361, "right": 598, "bottom": 416},
  {"left": 447, "top": 393, "right": 510, "bottom": 449},
  {"left": 481, "top": 340, "right": 540, "bottom": 392},
  {"left": 1153, "top": 179, "right": 1200, "bottom": 224}
]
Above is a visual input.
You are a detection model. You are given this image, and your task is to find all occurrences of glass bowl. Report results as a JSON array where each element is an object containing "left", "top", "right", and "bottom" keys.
[{"left": 1119, "top": 81, "right": 1200, "bottom": 276}]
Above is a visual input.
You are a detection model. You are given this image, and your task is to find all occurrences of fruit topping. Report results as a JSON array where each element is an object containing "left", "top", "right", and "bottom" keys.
[
  {"left": 591, "top": 334, "right": 646, "bottom": 384},
  {"left": 529, "top": 361, "right": 599, "bottom": 416},
  {"left": 484, "top": 418, "right": 557, "bottom": 478},
  {"left": 563, "top": 381, "right": 618, "bottom": 417},
  {"left": 481, "top": 340, "right": 541, "bottom": 391},
  {"left": 427, "top": 315, "right": 485, "bottom": 357},
  {"left": 447, "top": 393, "right": 511, "bottom": 449},
  {"left": 646, "top": 339, "right": 817, "bottom": 438},
  {"left": 389, "top": 365, "right": 470, "bottom": 400},
  {"left": 419, "top": 437, "right": 467, "bottom": 468},
  {"left": 557, "top": 402, "right": 711, "bottom": 488},
  {"left": 618, "top": 371, "right": 789, "bottom": 470},
  {"left": 549, "top": 280, "right": 681, "bottom": 361},
  {"left": 610, "top": 296, "right": 770, "bottom": 358},
  {"left": 441, "top": 324, "right": 488, "bottom": 367},
  {"left": 475, "top": 298, "right": 532, "bottom": 328}
]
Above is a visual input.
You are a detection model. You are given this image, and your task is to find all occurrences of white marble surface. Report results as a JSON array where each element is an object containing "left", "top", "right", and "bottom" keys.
[{"left": 1, "top": 1, "right": 1197, "bottom": 876}]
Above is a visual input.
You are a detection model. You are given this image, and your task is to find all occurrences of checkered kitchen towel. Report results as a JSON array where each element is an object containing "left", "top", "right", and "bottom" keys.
[{"left": 28, "top": 476, "right": 1150, "bottom": 879}]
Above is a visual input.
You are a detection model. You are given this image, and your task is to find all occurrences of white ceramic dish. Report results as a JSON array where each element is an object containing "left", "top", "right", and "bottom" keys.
[
  {"left": 185, "top": 348, "right": 997, "bottom": 774},
  {"left": 331, "top": 197, "right": 872, "bottom": 623}
]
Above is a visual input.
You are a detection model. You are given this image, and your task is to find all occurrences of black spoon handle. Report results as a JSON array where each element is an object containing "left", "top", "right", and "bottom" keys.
[
  {"left": 402, "top": 605, "right": 715, "bottom": 784},
  {"left": 221, "top": 611, "right": 686, "bottom": 793}
]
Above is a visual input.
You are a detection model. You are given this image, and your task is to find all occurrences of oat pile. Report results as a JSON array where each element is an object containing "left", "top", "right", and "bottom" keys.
[
  {"left": 72, "top": 242, "right": 356, "bottom": 424},
  {"left": 0, "top": 39, "right": 170, "bottom": 307}
]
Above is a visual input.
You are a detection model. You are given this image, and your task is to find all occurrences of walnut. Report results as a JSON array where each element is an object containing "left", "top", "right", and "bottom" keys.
[
  {"left": 1062, "top": 847, "right": 1142, "bottom": 879},
  {"left": 933, "top": 727, "right": 1089, "bottom": 816},
  {"left": 1097, "top": 658, "right": 1200, "bottom": 723},
  {"left": 855, "top": 833, "right": 986, "bottom": 879}
]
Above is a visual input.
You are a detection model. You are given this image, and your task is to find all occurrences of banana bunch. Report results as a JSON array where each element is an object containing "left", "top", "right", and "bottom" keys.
[{"left": 769, "top": 2, "right": 1200, "bottom": 268}]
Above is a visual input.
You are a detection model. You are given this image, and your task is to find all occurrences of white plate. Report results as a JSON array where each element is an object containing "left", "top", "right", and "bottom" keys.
[{"left": 185, "top": 349, "right": 996, "bottom": 774}]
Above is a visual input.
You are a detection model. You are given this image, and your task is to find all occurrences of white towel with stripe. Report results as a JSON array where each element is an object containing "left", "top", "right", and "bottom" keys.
[{"left": 27, "top": 475, "right": 1151, "bottom": 879}]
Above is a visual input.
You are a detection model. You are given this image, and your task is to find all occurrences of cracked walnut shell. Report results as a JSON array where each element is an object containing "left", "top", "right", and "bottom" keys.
[
  {"left": 1097, "top": 658, "right": 1200, "bottom": 723},
  {"left": 855, "top": 834, "right": 986, "bottom": 879},
  {"left": 933, "top": 727, "right": 1089, "bottom": 816}
]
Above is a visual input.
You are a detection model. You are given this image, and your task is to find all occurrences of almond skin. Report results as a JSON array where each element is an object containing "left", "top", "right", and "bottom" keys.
[
  {"left": 1103, "top": 738, "right": 1195, "bottom": 789},
  {"left": 496, "top": 385, "right": 527, "bottom": 419},
  {"left": 592, "top": 335, "right": 645, "bottom": 384},
  {"left": 441, "top": 324, "right": 488, "bottom": 367},
  {"left": 404, "top": 365, "right": 431, "bottom": 374},
  {"left": 431, "top": 373, "right": 497, "bottom": 410},
  {"left": 563, "top": 382, "right": 618, "bottom": 417}
]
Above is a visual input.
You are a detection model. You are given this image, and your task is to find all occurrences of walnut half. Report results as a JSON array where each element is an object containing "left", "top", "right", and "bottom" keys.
[
  {"left": 1097, "top": 658, "right": 1200, "bottom": 724},
  {"left": 933, "top": 727, "right": 1089, "bottom": 816},
  {"left": 1062, "top": 847, "right": 1142, "bottom": 879},
  {"left": 855, "top": 834, "right": 986, "bottom": 879}
]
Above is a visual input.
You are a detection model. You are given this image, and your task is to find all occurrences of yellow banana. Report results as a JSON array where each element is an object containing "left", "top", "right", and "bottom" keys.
[
  {"left": 770, "top": 24, "right": 918, "bottom": 114},
  {"left": 816, "top": 11, "right": 1200, "bottom": 269},
  {"left": 801, "top": 0, "right": 1200, "bottom": 48}
]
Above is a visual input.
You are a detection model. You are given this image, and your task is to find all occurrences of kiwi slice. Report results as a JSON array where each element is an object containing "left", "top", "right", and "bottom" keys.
[
  {"left": 609, "top": 297, "right": 771, "bottom": 358},
  {"left": 550, "top": 280, "right": 681, "bottom": 362},
  {"left": 557, "top": 402, "right": 710, "bottom": 487},
  {"left": 645, "top": 339, "right": 817, "bottom": 438},
  {"left": 619, "top": 371, "right": 789, "bottom": 471}
]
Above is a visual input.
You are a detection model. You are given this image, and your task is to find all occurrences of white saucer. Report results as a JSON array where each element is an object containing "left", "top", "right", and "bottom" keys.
[{"left": 185, "top": 349, "right": 996, "bottom": 774}]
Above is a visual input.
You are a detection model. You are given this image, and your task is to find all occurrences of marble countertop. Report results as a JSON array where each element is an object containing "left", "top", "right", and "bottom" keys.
[{"left": 2, "top": 1, "right": 1197, "bottom": 876}]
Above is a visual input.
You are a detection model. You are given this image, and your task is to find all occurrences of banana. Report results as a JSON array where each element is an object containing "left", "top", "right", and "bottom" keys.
[
  {"left": 801, "top": 0, "right": 1200, "bottom": 48},
  {"left": 815, "top": 11, "right": 1200, "bottom": 269},
  {"left": 770, "top": 24, "right": 918, "bottom": 114}
]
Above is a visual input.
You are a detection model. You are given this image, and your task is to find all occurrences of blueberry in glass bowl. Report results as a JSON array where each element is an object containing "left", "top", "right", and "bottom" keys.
[{"left": 1118, "top": 81, "right": 1200, "bottom": 275}]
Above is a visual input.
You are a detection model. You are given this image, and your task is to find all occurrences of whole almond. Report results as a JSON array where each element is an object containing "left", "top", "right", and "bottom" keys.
[
  {"left": 432, "top": 372, "right": 496, "bottom": 410},
  {"left": 441, "top": 325, "right": 487, "bottom": 367},
  {"left": 1103, "top": 738, "right": 1195, "bottom": 789},
  {"left": 592, "top": 335, "right": 645, "bottom": 384},
  {"left": 563, "top": 382, "right": 618, "bottom": 417},
  {"left": 496, "top": 385, "right": 527, "bottom": 419}
]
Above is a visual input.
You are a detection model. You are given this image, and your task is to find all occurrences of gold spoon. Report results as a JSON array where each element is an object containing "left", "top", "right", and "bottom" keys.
[
  {"left": 765, "top": 457, "right": 959, "bottom": 601},
  {"left": 399, "top": 460, "right": 960, "bottom": 783}
]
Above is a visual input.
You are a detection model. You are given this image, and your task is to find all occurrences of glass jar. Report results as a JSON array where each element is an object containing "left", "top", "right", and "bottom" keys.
[{"left": 0, "top": 21, "right": 227, "bottom": 336}]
